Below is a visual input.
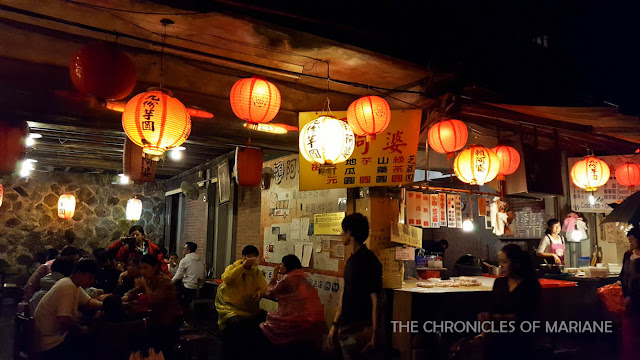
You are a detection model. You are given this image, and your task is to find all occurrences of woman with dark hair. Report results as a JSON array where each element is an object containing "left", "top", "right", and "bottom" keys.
[
  {"left": 122, "top": 254, "right": 182, "bottom": 357},
  {"left": 108, "top": 225, "right": 170, "bottom": 276},
  {"left": 475, "top": 244, "right": 541, "bottom": 360},
  {"left": 260, "top": 254, "right": 325, "bottom": 357},
  {"left": 537, "top": 218, "right": 565, "bottom": 265}
]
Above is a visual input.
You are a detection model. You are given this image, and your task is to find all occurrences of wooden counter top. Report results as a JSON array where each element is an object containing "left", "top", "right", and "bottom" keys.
[{"left": 395, "top": 276, "right": 495, "bottom": 294}]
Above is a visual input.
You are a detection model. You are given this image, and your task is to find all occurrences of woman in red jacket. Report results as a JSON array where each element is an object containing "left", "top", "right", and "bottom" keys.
[{"left": 108, "top": 225, "right": 170, "bottom": 276}]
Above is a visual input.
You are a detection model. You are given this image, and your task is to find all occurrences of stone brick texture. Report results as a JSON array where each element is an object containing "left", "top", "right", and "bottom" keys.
[{"left": 0, "top": 173, "right": 165, "bottom": 274}]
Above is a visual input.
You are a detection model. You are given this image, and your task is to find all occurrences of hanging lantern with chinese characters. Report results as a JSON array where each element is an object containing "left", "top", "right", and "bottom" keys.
[
  {"left": 123, "top": 138, "right": 157, "bottom": 184},
  {"left": 0, "top": 120, "right": 27, "bottom": 175},
  {"left": 126, "top": 197, "right": 143, "bottom": 221},
  {"left": 427, "top": 119, "right": 468, "bottom": 159},
  {"left": 491, "top": 145, "right": 521, "bottom": 180},
  {"left": 122, "top": 88, "right": 191, "bottom": 157},
  {"left": 230, "top": 77, "right": 281, "bottom": 123},
  {"left": 69, "top": 42, "right": 137, "bottom": 100},
  {"left": 0, "top": 183, "right": 3, "bottom": 208},
  {"left": 299, "top": 116, "right": 355, "bottom": 176},
  {"left": 58, "top": 194, "right": 76, "bottom": 220},
  {"left": 346, "top": 95, "right": 391, "bottom": 141},
  {"left": 453, "top": 145, "right": 500, "bottom": 186},
  {"left": 616, "top": 162, "right": 640, "bottom": 188},
  {"left": 570, "top": 156, "right": 610, "bottom": 192},
  {"left": 235, "top": 147, "right": 264, "bottom": 187}
]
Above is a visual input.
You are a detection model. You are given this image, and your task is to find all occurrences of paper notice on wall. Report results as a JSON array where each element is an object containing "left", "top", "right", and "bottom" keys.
[
  {"left": 395, "top": 246, "right": 416, "bottom": 260},
  {"left": 301, "top": 217, "right": 310, "bottom": 241},
  {"left": 447, "top": 194, "right": 456, "bottom": 228},
  {"left": 391, "top": 222, "right": 423, "bottom": 248},
  {"left": 377, "top": 248, "right": 404, "bottom": 289},
  {"left": 455, "top": 195, "right": 463, "bottom": 228},
  {"left": 294, "top": 242, "right": 303, "bottom": 260},
  {"left": 439, "top": 193, "right": 447, "bottom": 227},
  {"left": 312, "top": 247, "right": 339, "bottom": 272},
  {"left": 430, "top": 194, "right": 440, "bottom": 228},
  {"left": 291, "top": 218, "right": 301, "bottom": 241},
  {"left": 330, "top": 240, "right": 345, "bottom": 259},
  {"left": 313, "top": 212, "right": 345, "bottom": 235},
  {"left": 406, "top": 191, "right": 418, "bottom": 226},
  {"left": 421, "top": 193, "right": 431, "bottom": 228},
  {"left": 302, "top": 243, "right": 313, "bottom": 267},
  {"left": 478, "top": 198, "right": 487, "bottom": 219}
]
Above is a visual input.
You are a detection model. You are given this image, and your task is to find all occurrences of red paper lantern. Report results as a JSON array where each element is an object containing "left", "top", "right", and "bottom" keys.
[
  {"left": 0, "top": 120, "right": 27, "bottom": 175},
  {"left": 427, "top": 119, "right": 468, "bottom": 158},
  {"left": 235, "top": 147, "right": 263, "bottom": 186},
  {"left": 615, "top": 162, "right": 640, "bottom": 187},
  {"left": 346, "top": 95, "right": 391, "bottom": 140},
  {"left": 230, "top": 77, "right": 281, "bottom": 123},
  {"left": 58, "top": 194, "right": 76, "bottom": 220},
  {"left": 492, "top": 145, "right": 521, "bottom": 180},
  {"left": 0, "top": 183, "right": 4, "bottom": 208},
  {"left": 122, "top": 89, "right": 191, "bottom": 157},
  {"left": 123, "top": 138, "right": 157, "bottom": 184},
  {"left": 70, "top": 42, "right": 136, "bottom": 100},
  {"left": 453, "top": 145, "right": 500, "bottom": 186},
  {"left": 571, "top": 156, "right": 610, "bottom": 192}
]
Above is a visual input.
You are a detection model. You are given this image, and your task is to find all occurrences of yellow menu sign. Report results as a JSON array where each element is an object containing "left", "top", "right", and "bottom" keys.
[
  {"left": 313, "top": 212, "right": 346, "bottom": 235},
  {"left": 299, "top": 110, "right": 422, "bottom": 191}
]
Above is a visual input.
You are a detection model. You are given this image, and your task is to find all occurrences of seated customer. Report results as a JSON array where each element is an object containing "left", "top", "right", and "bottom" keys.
[
  {"left": 215, "top": 245, "right": 267, "bottom": 359},
  {"left": 29, "top": 257, "right": 76, "bottom": 316},
  {"left": 34, "top": 259, "right": 103, "bottom": 359},
  {"left": 94, "top": 248, "right": 121, "bottom": 294},
  {"left": 475, "top": 244, "right": 541, "bottom": 360},
  {"left": 260, "top": 255, "right": 325, "bottom": 349},
  {"left": 167, "top": 253, "right": 179, "bottom": 277},
  {"left": 115, "top": 258, "right": 141, "bottom": 296},
  {"left": 24, "top": 246, "right": 79, "bottom": 301},
  {"left": 122, "top": 254, "right": 182, "bottom": 356}
]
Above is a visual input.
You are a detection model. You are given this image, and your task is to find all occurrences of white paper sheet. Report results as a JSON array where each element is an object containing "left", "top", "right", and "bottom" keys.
[
  {"left": 301, "top": 217, "right": 311, "bottom": 241},
  {"left": 302, "top": 243, "right": 313, "bottom": 267},
  {"left": 294, "top": 242, "right": 303, "bottom": 260},
  {"left": 291, "top": 218, "right": 301, "bottom": 242}
]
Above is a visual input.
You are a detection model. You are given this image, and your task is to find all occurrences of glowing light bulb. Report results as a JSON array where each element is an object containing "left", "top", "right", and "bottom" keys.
[
  {"left": 571, "top": 230, "right": 583, "bottom": 241},
  {"left": 26, "top": 133, "right": 42, "bottom": 147},
  {"left": 589, "top": 194, "right": 595, "bottom": 205},
  {"left": 118, "top": 174, "right": 130, "bottom": 185},
  {"left": 463, "top": 219, "right": 474, "bottom": 232}
]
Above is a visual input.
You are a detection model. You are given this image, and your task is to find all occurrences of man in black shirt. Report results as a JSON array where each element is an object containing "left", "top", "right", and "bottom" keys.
[{"left": 328, "top": 213, "right": 383, "bottom": 359}]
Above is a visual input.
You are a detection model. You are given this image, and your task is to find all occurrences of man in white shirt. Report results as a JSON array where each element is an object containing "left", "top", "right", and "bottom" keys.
[
  {"left": 172, "top": 242, "right": 205, "bottom": 308},
  {"left": 34, "top": 259, "right": 103, "bottom": 359}
]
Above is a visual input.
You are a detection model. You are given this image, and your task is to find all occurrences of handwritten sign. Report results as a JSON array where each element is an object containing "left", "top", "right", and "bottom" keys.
[
  {"left": 391, "top": 222, "right": 423, "bottom": 248},
  {"left": 298, "top": 110, "right": 422, "bottom": 191},
  {"left": 314, "top": 212, "right": 346, "bottom": 235},
  {"left": 377, "top": 248, "right": 404, "bottom": 289},
  {"left": 421, "top": 193, "right": 431, "bottom": 228},
  {"left": 395, "top": 246, "right": 416, "bottom": 260},
  {"left": 430, "top": 194, "right": 440, "bottom": 228}
]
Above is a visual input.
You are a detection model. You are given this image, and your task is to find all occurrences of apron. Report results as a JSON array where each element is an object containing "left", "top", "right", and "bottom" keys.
[{"left": 548, "top": 234, "right": 565, "bottom": 265}]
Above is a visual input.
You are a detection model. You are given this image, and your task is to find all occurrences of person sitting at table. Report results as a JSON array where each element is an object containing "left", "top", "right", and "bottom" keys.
[
  {"left": 172, "top": 242, "right": 205, "bottom": 309},
  {"left": 94, "top": 248, "right": 121, "bottom": 295},
  {"left": 116, "top": 258, "right": 142, "bottom": 296},
  {"left": 167, "top": 253, "right": 179, "bottom": 277},
  {"left": 24, "top": 246, "right": 80, "bottom": 302},
  {"left": 29, "top": 257, "right": 76, "bottom": 316},
  {"left": 108, "top": 225, "right": 170, "bottom": 276},
  {"left": 475, "top": 244, "right": 541, "bottom": 360},
  {"left": 216, "top": 245, "right": 268, "bottom": 359},
  {"left": 260, "top": 254, "right": 325, "bottom": 354},
  {"left": 122, "top": 254, "right": 182, "bottom": 357},
  {"left": 34, "top": 259, "right": 103, "bottom": 359}
]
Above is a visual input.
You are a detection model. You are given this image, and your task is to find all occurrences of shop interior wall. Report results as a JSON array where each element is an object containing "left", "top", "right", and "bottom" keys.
[{"left": 0, "top": 173, "right": 166, "bottom": 276}]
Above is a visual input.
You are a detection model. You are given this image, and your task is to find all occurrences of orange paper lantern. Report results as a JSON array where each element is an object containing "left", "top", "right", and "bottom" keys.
[
  {"left": 615, "top": 162, "right": 640, "bottom": 187},
  {"left": 0, "top": 120, "right": 27, "bottom": 175},
  {"left": 122, "top": 89, "right": 191, "bottom": 157},
  {"left": 230, "top": 77, "right": 281, "bottom": 123},
  {"left": 453, "top": 145, "right": 500, "bottom": 186},
  {"left": 427, "top": 119, "right": 468, "bottom": 158},
  {"left": 58, "top": 194, "right": 76, "bottom": 220},
  {"left": 235, "top": 147, "right": 264, "bottom": 187},
  {"left": 123, "top": 138, "right": 157, "bottom": 184},
  {"left": 346, "top": 95, "right": 391, "bottom": 139},
  {"left": 492, "top": 145, "right": 521, "bottom": 180},
  {"left": 0, "top": 183, "right": 3, "bottom": 208},
  {"left": 70, "top": 42, "right": 136, "bottom": 100},
  {"left": 570, "top": 156, "right": 610, "bottom": 192}
]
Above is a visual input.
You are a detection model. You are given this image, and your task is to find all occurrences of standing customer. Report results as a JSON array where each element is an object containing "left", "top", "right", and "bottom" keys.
[
  {"left": 537, "top": 218, "right": 565, "bottom": 265},
  {"left": 172, "top": 242, "right": 205, "bottom": 309},
  {"left": 328, "top": 213, "right": 382, "bottom": 360},
  {"left": 34, "top": 259, "right": 103, "bottom": 359}
]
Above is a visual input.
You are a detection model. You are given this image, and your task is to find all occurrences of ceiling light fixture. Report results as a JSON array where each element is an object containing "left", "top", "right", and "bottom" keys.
[{"left": 169, "top": 146, "right": 186, "bottom": 160}]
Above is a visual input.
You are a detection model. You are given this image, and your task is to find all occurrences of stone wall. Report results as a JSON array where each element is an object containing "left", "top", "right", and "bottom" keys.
[{"left": 0, "top": 173, "right": 165, "bottom": 274}]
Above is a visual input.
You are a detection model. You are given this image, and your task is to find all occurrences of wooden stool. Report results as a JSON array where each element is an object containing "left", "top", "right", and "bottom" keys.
[{"left": 177, "top": 334, "right": 208, "bottom": 360}]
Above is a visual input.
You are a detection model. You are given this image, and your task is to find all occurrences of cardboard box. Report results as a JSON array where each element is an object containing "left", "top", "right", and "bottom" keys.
[
  {"left": 366, "top": 230, "right": 395, "bottom": 252},
  {"left": 375, "top": 248, "right": 404, "bottom": 289},
  {"left": 356, "top": 197, "right": 399, "bottom": 235}
]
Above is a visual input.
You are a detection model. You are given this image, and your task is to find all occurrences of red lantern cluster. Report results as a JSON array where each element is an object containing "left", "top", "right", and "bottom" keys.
[
  {"left": 235, "top": 147, "right": 264, "bottom": 187},
  {"left": 123, "top": 138, "right": 157, "bottom": 184},
  {"left": 427, "top": 119, "right": 468, "bottom": 159},
  {"left": 0, "top": 120, "right": 27, "bottom": 175},
  {"left": 230, "top": 77, "right": 281, "bottom": 124},
  {"left": 70, "top": 42, "right": 136, "bottom": 100},
  {"left": 347, "top": 95, "right": 391, "bottom": 140},
  {"left": 492, "top": 145, "right": 521, "bottom": 180},
  {"left": 616, "top": 162, "right": 640, "bottom": 188}
]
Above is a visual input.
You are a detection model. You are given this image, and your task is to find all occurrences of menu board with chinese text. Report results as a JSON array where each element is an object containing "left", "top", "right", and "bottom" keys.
[{"left": 299, "top": 110, "right": 422, "bottom": 191}]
